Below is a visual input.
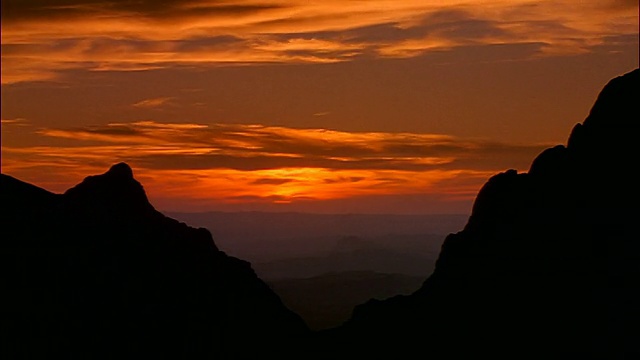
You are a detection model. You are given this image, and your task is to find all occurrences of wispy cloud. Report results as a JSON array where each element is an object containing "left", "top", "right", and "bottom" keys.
[
  {"left": 1, "top": 121, "right": 551, "bottom": 209},
  {"left": 28, "top": 121, "right": 548, "bottom": 171},
  {"left": 1, "top": 118, "right": 29, "bottom": 125},
  {"left": 132, "top": 97, "right": 175, "bottom": 108},
  {"left": 2, "top": 0, "right": 637, "bottom": 83}
]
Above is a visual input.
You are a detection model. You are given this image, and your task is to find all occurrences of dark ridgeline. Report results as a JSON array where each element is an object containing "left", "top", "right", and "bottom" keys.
[
  {"left": 305, "top": 68, "right": 640, "bottom": 358},
  {"left": 1, "top": 163, "right": 308, "bottom": 359},
  {"left": 2, "top": 68, "right": 638, "bottom": 360}
]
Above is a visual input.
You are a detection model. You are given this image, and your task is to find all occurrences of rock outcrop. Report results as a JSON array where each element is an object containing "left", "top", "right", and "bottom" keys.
[
  {"left": 2, "top": 163, "right": 308, "bottom": 359},
  {"left": 309, "top": 68, "right": 639, "bottom": 359}
]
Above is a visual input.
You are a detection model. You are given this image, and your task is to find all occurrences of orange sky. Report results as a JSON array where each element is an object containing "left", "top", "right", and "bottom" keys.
[{"left": 1, "top": 0, "right": 638, "bottom": 214}]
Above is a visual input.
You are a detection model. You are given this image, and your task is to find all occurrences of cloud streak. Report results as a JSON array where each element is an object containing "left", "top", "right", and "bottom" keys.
[
  {"left": 132, "top": 97, "right": 175, "bottom": 108},
  {"left": 2, "top": 121, "right": 550, "bottom": 210},
  {"left": 2, "top": 0, "right": 637, "bottom": 83},
  {"left": 29, "top": 121, "right": 548, "bottom": 171}
]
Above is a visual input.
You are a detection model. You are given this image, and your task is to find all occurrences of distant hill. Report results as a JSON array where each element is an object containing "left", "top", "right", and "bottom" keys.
[
  {"left": 306, "top": 68, "right": 640, "bottom": 359},
  {"left": 253, "top": 233, "right": 446, "bottom": 280},
  {"left": 2, "top": 163, "right": 308, "bottom": 359},
  {"left": 267, "top": 271, "right": 424, "bottom": 331}
]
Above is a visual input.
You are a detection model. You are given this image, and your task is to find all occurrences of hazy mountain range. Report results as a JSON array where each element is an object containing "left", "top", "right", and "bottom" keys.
[
  {"left": 166, "top": 210, "right": 468, "bottom": 331},
  {"left": 165, "top": 211, "right": 467, "bottom": 263}
]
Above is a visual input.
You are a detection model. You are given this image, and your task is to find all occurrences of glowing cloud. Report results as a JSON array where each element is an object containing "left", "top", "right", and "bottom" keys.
[
  {"left": 1, "top": 121, "right": 550, "bottom": 211},
  {"left": 132, "top": 97, "right": 175, "bottom": 108},
  {"left": 2, "top": 0, "right": 637, "bottom": 83}
]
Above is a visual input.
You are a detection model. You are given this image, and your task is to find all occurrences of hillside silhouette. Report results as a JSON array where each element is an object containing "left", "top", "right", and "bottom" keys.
[
  {"left": 1, "top": 163, "right": 308, "bottom": 359},
  {"left": 304, "top": 68, "right": 640, "bottom": 358}
]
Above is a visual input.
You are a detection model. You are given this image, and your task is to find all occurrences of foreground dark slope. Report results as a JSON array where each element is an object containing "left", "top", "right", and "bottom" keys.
[
  {"left": 308, "top": 69, "right": 640, "bottom": 358},
  {"left": 2, "top": 163, "right": 308, "bottom": 359},
  {"left": 3, "top": 69, "right": 637, "bottom": 359}
]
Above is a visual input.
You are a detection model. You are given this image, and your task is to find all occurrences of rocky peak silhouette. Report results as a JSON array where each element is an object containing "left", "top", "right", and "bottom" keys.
[
  {"left": 2, "top": 165, "right": 308, "bottom": 359},
  {"left": 107, "top": 161, "right": 135, "bottom": 178},
  {"left": 63, "top": 162, "right": 156, "bottom": 217},
  {"left": 576, "top": 68, "right": 638, "bottom": 135},
  {"left": 306, "top": 68, "right": 640, "bottom": 359}
]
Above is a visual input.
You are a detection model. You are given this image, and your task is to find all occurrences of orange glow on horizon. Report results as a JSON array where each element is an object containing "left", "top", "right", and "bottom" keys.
[
  {"left": 1, "top": 120, "right": 545, "bottom": 212},
  {"left": 137, "top": 167, "right": 492, "bottom": 208}
]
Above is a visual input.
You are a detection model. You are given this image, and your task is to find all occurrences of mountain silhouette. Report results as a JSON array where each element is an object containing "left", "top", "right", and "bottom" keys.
[
  {"left": 2, "top": 163, "right": 308, "bottom": 359},
  {"left": 3, "top": 68, "right": 638, "bottom": 359},
  {"left": 300, "top": 68, "right": 640, "bottom": 359}
]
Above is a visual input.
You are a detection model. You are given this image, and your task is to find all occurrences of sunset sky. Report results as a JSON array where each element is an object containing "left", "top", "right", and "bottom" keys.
[{"left": 1, "top": 0, "right": 638, "bottom": 214}]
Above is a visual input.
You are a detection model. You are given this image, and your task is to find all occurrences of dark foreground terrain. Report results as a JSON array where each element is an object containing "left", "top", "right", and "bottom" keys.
[
  {"left": 2, "top": 163, "right": 308, "bottom": 359},
  {"left": 3, "top": 68, "right": 638, "bottom": 359},
  {"left": 267, "top": 271, "right": 425, "bottom": 330}
]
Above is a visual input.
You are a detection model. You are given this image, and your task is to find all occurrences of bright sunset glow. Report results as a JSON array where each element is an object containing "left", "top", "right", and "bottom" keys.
[
  {"left": 1, "top": 0, "right": 638, "bottom": 213},
  {"left": 1, "top": 121, "right": 542, "bottom": 212}
]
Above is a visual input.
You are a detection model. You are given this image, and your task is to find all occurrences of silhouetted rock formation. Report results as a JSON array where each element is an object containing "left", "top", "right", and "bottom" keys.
[
  {"left": 307, "top": 68, "right": 640, "bottom": 359},
  {"left": 2, "top": 163, "right": 308, "bottom": 359},
  {"left": 4, "top": 69, "right": 638, "bottom": 359}
]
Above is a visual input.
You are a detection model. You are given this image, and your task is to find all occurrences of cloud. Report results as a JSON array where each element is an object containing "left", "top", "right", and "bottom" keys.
[
  {"left": 1, "top": 120, "right": 551, "bottom": 209},
  {"left": 2, "top": 0, "right": 637, "bottom": 83},
  {"left": 132, "top": 97, "right": 175, "bottom": 108},
  {"left": 250, "top": 178, "right": 294, "bottom": 185},
  {"left": 27, "top": 121, "right": 549, "bottom": 171},
  {"left": 0, "top": 1, "right": 285, "bottom": 24},
  {"left": 1, "top": 118, "right": 29, "bottom": 125}
]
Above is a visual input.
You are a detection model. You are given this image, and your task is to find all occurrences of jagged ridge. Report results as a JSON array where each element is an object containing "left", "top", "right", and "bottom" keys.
[
  {"left": 2, "top": 164, "right": 308, "bottom": 359},
  {"left": 310, "top": 68, "right": 640, "bottom": 359}
]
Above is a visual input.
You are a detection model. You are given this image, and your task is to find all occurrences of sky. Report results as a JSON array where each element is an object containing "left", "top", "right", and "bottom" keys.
[{"left": 1, "top": 0, "right": 638, "bottom": 214}]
